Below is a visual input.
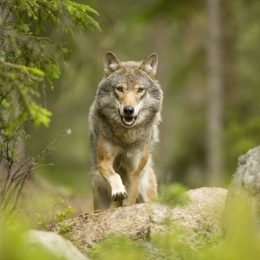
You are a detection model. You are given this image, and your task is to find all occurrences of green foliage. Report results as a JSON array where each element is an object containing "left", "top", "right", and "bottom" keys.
[
  {"left": 0, "top": 0, "right": 99, "bottom": 216},
  {"left": 2, "top": 194, "right": 259, "bottom": 260},
  {"left": 36, "top": 197, "right": 75, "bottom": 233},
  {"left": 151, "top": 229, "right": 194, "bottom": 260},
  {"left": 197, "top": 192, "right": 260, "bottom": 260},
  {"left": 65, "top": 2, "right": 100, "bottom": 35},
  {"left": 157, "top": 183, "right": 191, "bottom": 206},
  {"left": 0, "top": 60, "right": 47, "bottom": 128},
  {"left": 13, "top": 0, "right": 100, "bottom": 34},
  {"left": 89, "top": 234, "right": 144, "bottom": 260},
  {"left": 0, "top": 219, "right": 61, "bottom": 260},
  {"left": 227, "top": 117, "right": 260, "bottom": 155},
  {"left": 0, "top": 0, "right": 99, "bottom": 129}
]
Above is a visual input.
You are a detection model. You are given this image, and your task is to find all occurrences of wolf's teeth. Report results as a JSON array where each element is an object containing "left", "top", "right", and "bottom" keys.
[{"left": 122, "top": 116, "right": 136, "bottom": 126}]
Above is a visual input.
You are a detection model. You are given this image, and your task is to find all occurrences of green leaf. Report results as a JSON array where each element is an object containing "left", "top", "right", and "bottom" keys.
[
  {"left": 21, "top": 66, "right": 45, "bottom": 78},
  {"left": 28, "top": 103, "right": 52, "bottom": 127}
]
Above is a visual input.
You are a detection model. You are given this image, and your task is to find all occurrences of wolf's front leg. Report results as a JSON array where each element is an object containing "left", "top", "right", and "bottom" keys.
[
  {"left": 97, "top": 136, "right": 128, "bottom": 202},
  {"left": 105, "top": 170, "right": 128, "bottom": 201}
]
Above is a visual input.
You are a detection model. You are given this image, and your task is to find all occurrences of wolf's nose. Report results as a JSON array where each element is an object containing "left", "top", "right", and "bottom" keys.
[{"left": 123, "top": 106, "right": 134, "bottom": 116}]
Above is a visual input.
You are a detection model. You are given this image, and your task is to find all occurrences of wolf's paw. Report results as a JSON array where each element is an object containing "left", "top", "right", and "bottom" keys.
[
  {"left": 108, "top": 174, "right": 128, "bottom": 201},
  {"left": 112, "top": 189, "right": 128, "bottom": 201}
]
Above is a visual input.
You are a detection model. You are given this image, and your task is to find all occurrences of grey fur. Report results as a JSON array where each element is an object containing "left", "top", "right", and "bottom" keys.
[{"left": 88, "top": 52, "right": 163, "bottom": 210}]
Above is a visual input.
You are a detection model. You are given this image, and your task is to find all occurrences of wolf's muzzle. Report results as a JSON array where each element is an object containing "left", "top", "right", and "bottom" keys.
[{"left": 119, "top": 106, "right": 137, "bottom": 127}]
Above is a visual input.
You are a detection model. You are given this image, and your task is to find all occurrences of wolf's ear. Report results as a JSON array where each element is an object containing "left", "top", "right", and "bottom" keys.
[
  {"left": 104, "top": 51, "right": 122, "bottom": 76},
  {"left": 140, "top": 53, "right": 158, "bottom": 78}
]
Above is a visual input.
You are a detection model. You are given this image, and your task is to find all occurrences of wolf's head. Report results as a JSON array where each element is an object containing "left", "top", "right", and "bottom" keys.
[{"left": 97, "top": 52, "right": 163, "bottom": 128}]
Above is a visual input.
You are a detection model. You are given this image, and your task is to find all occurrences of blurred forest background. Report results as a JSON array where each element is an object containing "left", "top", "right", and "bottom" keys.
[{"left": 24, "top": 0, "right": 260, "bottom": 211}]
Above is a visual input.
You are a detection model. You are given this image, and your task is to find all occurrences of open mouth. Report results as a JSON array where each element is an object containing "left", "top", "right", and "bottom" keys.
[{"left": 121, "top": 116, "right": 136, "bottom": 127}]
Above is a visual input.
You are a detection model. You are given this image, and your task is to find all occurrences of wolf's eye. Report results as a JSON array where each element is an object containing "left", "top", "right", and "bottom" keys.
[
  {"left": 116, "top": 86, "right": 123, "bottom": 92},
  {"left": 138, "top": 88, "right": 144, "bottom": 93}
]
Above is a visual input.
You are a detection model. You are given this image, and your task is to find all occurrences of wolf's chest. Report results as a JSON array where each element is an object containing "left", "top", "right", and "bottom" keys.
[{"left": 113, "top": 150, "right": 143, "bottom": 174}]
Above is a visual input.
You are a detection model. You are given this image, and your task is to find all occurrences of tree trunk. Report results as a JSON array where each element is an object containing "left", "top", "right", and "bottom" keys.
[{"left": 206, "top": 0, "right": 224, "bottom": 185}]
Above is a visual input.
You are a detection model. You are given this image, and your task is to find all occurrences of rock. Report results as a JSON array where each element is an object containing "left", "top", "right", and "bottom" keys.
[
  {"left": 223, "top": 146, "right": 260, "bottom": 231},
  {"left": 228, "top": 146, "right": 260, "bottom": 194},
  {"left": 28, "top": 230, "right": 88, "bottom": 260},
  {"left": 52, "top": 187, "right": 227, "bottom": 254}
]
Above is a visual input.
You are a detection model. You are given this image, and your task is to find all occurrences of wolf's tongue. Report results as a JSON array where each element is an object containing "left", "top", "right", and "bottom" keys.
[
  {"left": 124, "top": 117, "right": 133, "bottom": 122},
  {"left": 122, "top": 116, "right": 135, "bottom": 126}
]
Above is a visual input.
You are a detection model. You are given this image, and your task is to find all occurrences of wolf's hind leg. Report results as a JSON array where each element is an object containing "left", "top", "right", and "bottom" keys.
[
  {"left": 93, "top": 185, "right": 111, "bottom": 210},
  {"left": 137, "top": 168, "right": 157, "bottom": 203}
]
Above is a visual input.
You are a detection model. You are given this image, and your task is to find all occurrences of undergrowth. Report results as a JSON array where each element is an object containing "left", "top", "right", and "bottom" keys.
[
  {"left": 0, "top": 185, "right": 259, "bottom": 260},
  {"left": 36, "top": 197, "right": 75, "bottom": 233}
]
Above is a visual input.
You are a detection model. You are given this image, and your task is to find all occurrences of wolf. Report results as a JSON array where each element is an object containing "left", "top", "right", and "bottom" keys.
[{"left": 88, "top": 51, "right": 163, "bottom": 210}]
